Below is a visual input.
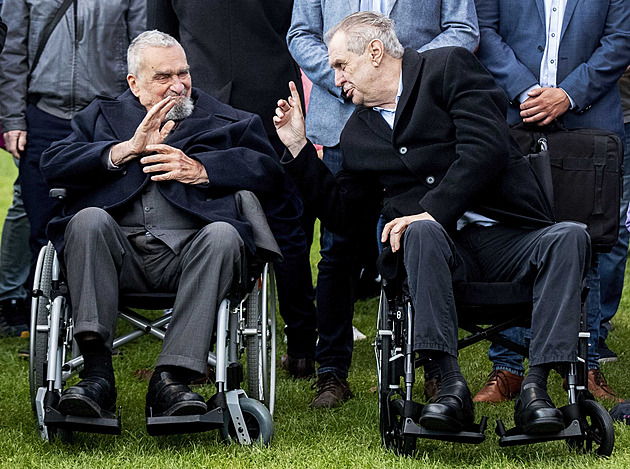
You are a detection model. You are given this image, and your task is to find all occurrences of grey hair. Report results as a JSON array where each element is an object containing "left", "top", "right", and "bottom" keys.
[
  {"left": 127, "top": 30, "right": 184, "bottom": 77},
  {"left": 324, "top": 11, "right": 404, "bottom": 59}
]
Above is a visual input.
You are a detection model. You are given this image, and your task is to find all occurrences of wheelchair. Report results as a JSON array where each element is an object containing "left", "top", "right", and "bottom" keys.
[
  {"left": 374, "top": 276, "right": 615, "bottom": 457},
  {"left": 29, "top": 240, "right": 277, "bottom": 445}
]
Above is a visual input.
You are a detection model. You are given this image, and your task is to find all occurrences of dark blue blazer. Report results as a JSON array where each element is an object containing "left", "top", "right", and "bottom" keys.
[
  {"left": 475, "top": 0, "right": 630, "bottom": 137},
  {"left": 41, "top": 88, "right": 285, "bottom": 256}
]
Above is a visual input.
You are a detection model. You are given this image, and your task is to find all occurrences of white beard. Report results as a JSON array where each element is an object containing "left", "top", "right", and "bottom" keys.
[{"left": 165, "top": 96, "right": 194, "bottom": 121}]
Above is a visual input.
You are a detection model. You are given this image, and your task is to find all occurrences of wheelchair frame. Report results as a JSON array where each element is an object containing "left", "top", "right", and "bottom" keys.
[
  {"left": 374, "top": 279, "right": 615, "bottom": 457},
  {"left": 29, "top": 242, "right": 277, "bottom": 445}
]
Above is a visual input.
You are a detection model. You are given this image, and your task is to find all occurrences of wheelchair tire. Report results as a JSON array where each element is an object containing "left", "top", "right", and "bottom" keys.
[
  {"left": 383, "top": 399, "right": 416, "bottom": 456},
  {"left": 220, "top": 397, "right": 274, "bottom": 446},
  {"left": 567, "top": 398, "right": 615, "bottom": 457},
  {"left": 29, "top": 242, "right": 55, "bottom": 413},
  {"left": 245, "top": 264, "right": 276, "bottom": 415}
]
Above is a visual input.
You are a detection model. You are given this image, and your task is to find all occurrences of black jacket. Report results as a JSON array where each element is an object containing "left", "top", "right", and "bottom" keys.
[
  {"left": 41, "top": 88, "right": 285, "bottom": 256},
  {"left": 284, "top": 47, "right": 554, "bottom": 236}
]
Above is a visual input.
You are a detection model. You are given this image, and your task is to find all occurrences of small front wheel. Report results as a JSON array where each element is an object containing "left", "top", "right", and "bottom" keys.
[
  {"left": 220, "top": 397, "right": 273, "bottom": 446},
  {"left": 567, "top": 398, "right": 614, "bottom": 457}
]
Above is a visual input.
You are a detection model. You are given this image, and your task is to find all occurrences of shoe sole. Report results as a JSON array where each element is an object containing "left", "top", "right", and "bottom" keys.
[
  {"left": 58, "top": 394, "right": 115, "bottom": 419},
  {"left": 598, "top": 356, "right": 618, "bottom": 364},
  {"left": 419, "top": 413, "right": 465, "bottom": 432},
  {"left": 521, "top": 417, "right": 564, "bottom": 435},
  {"left": 146, "top": 400, "right": 207, "bottom": 417}
]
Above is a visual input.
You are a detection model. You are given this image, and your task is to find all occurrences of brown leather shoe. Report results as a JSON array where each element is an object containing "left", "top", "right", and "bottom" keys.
[
  {"left": 280, "top": 354, "right": 316, "bottom": 379},
  {"left": 310, "top": 372, "right": 353, "bottom": 408},
  {"left": 588, "top": 369, "right": 622, "bottom": 402},
  {"left": 473, "top": 370, "right": 524, "bottom": 403},
  {"left": 424, "top": 374, "right": 442, "bottom": 401}
]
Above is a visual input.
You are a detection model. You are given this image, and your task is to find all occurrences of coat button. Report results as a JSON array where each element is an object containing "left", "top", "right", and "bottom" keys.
[
  {"left": 538, "top": 45, "right": 544, "bottom": 52},
  {"left": 144, "top": 206, "right": 151, "bottom": 212},
  {"left": 426, "top": 176, "right": 435, "bottom": 185},
  {"left": 399, "top": 146, "right": 408, "bottom": 155}
]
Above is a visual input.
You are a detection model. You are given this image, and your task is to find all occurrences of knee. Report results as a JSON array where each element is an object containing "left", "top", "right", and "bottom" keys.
[
  {"left": 404, "top": 219, "right": 444, "bottom": 250},
  {"left": 544, "top": 222, "right": 590, "bottom": 252},
  {"left": 66, "top": 208, "right": 115, "bottom": 242},
  {"left": 196, "top": 222, "right": 243, "bottom": 254}
]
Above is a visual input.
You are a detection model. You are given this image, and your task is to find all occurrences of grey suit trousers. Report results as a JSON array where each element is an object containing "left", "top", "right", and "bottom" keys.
[
  {"left": 403, "top": 220, "right": 590, "bottom": 367},
  {"left": 64, "top": 207, "right": 244, "bottom": 375}
]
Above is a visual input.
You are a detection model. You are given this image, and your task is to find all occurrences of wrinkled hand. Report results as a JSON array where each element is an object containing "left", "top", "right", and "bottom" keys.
[
  {"left": 520, "top": 87, "right": 570, "bottom": 126},
  {"left": 111, "top": 97, "right": 177, "bottom": 166},
  {"left": 273, "top": 81, "right": 307, "bottom": 157},
  {"left": 141, "top": 144, "right": 208, "bottom": 185},
  {"left": 381, "top": 213, "right": 436, "bottom": 252},
  {"left": 3, "top": 130, "right": 27, "bottom": 159}
]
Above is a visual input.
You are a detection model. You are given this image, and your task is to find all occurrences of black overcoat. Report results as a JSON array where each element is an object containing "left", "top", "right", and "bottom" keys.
[
  {"left": 41, "top": 88, "right": 285, "bottom": 256},
  {"left": 284, "top": 47, "right": 555, "bottom": 236}
]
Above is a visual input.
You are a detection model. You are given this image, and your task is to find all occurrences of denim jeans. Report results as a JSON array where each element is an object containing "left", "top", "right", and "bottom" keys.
[
  {"left": 488, "top": 327, "right": 528, "bottom": 376},
  {"left": 0, "top": 158, "right": 31, "bottom": 302},
  {"left": 315, "top": 145, "right": 354, "bottom": 379},
  {"left": 598, "top": 122, "right": 630, "bottom": 341}
]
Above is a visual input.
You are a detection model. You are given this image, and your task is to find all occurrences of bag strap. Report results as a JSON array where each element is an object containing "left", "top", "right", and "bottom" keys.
[{"left": 29, "top": 0, "right": 75, "bottom": 81}]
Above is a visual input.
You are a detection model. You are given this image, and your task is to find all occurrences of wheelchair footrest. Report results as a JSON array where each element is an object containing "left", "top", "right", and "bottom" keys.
[
  {"left": 146, "top": 407, "right": 225, "bottom": 436},
  {"left": 44, "top": 406, "right": 122, "bottom": 435},
  {"left": 402, "top": 415, "right": 487, "bottom": 444},
  {"left": 496, "top": 418, "right": 582, "bottom": 447}
]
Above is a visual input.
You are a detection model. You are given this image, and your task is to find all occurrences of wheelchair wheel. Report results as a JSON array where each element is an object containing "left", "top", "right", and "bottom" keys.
[
  {"left": 220, "top": 397, "right": 274, "bottom": 446},
  {"left": 245, "top": 264, "right": 276, "bottom": 415},
  {"left": 567, "top": 399, "right": 614, "bottom": 457},
  {"left": 382, "top": 399, "right": 416, "bottom": 456},
  {"left": 29, "top": 243, "right": 55, "bottom": 413}
]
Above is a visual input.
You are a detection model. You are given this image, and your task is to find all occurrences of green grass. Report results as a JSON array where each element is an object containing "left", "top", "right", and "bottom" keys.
[{"left": 1, "top": 148, "right": 630, "bottom": 467}]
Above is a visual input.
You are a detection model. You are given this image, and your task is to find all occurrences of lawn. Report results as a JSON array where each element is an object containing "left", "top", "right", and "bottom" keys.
[{"left": 0, "top": 148, "right": 629, "bottom": 468}]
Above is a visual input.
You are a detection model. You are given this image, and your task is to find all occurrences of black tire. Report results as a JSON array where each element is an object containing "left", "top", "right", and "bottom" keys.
[
  {"left": 246, "top": 285, "right": 262, "bottom": 400},
  {"left": 29, "top": 243, "right": 54, "bottom": 413},
  {"left": 384, "top": 399, "right": 416, "bottom": 456},
  {"left": 220, "top": 397, "right": 274, "bottom": 446},
  {"left": 567, "top": 398, "right": 615, "bottom": 457}
]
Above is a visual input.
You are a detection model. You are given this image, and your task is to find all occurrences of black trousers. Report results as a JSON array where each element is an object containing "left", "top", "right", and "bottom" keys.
[{"left": 403, "top": 220, "right": 590, "bottom": 367}]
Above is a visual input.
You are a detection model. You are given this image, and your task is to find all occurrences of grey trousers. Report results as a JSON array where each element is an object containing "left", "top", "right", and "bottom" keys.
[
  {"left": 64, "top": 207, "right": 243, "bottom": 375},
  {"left": 0, "top": 158, "right": 30, "bottom": 301},
  {"left": 403, "top": 220, "right": 590, "bottom": 367}
]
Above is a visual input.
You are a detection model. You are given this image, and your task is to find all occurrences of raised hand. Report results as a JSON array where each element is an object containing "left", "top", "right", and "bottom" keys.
[
  {"left": 110, "top": 96, "right": 177, "bottom": 166},
  {"left": 273, "top": 81, "right": 308, "bottom": 157}
]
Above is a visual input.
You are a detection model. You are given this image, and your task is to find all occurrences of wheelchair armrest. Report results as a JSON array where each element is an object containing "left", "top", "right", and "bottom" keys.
[{"left": 49, "top": 188, "right": 67, "bottom": 200}]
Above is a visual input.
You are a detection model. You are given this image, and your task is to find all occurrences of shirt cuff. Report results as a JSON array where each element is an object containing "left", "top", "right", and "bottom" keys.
[{"left": 518, "top": 84, "right": 541, "bottom": 104}]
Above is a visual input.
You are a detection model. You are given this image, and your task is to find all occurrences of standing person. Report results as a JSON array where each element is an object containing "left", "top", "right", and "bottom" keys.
[
  {"left": 287, "top": 0, "right": 479, "bottom": 407},
  {"left": 147, "top": 0, "right": 318, "bottom": 380},
  {"left": 598, "top": 67, "right": 630, "bottom": 362},
  {"left": 0, "top": 1, "right": 147, "bottom": 335},
  {"left": 473, "top": 0, "right": 630, "bottom": 403}
]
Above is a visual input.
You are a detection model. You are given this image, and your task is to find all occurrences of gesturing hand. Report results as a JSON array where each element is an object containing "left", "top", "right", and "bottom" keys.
[
  {"left": 142, "top": 143, "right": 209, "bottom": 185},
  {"left": 111, "top": 96, "right": 177, "bottom": 166},
  {"left": 273, "top": 81, "right": 308, "bottom": 157},
  {"left": 381, "top": 213, "right": 436, "bottom": 252}
]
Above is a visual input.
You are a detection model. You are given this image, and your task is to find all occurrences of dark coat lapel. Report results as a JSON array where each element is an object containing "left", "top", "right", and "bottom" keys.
[
  {"left": 356, "top": 106, "right": 393, "bottom": 143},
  {"left": 392, "top": 49, "right": 423, "bottom": 137},
  {"left": 98, "top": 90, "right": 147, "bottom": 142}
]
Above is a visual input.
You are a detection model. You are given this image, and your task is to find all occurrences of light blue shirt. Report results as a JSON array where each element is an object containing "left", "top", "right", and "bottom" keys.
[{"left": 359, "top": 0, "right": 388, "bottom": 14}]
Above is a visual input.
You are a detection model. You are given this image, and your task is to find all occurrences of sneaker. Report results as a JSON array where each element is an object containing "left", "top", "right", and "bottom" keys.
[
  {"left": 0, "top": 298, "right": 29, "bottom": 338},
  {"left": 473, "top": 369, "right": 524, "bottom": 403},
  {"left": 598, "top": 339, "right": 618, "bottom": 363},
  {"left": 310, "top": 372, "right": 353, "bottom": 408},
  {"left": 588, "top": 369, "right": 622, "bottom": 402}
]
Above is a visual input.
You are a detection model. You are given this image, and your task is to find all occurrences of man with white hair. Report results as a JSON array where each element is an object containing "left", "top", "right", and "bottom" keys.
[{"left": 41, "top": 31, "right": 286, "bottom": 419}]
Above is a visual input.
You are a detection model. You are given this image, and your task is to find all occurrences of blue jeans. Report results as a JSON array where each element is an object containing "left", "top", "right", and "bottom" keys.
[
  {"left": 598, "top": 122, "right": 630, "bottom": 341},
  {"left": 316, "top": 145, "right": 354, "bottom": 379},
  {"left": 0, "top": 158, "right": 31, "bottom": 302}
]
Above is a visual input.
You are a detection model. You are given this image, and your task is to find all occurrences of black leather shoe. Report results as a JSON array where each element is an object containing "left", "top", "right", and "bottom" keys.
[
  {"left": 514, "top": 383, "right": 564, "bottom": 434},
  {"left": 146, "top": 370, "right": 207, "bottom": 417},
  {"left": 57, "top": 376, "right": 117, "bottom": 418},
  {"left": 419, "top": 380, "right": 474, "bottom": 432}
]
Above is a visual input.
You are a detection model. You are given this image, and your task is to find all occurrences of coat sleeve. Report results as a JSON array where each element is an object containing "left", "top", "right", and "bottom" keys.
[
  {"left": 287, "top": 0, "right": 344, "bottom": 102},
  {"left": 127, "top": 0, "right": 148, "bottom": 42},
  {"left": 474, "top": 0, "right": 540, "bottom": 103},
  {"left": 0, "top": 0, "right": 29, "bottom": 132},
  {"left": 0, "top": 16, "right": 7, "bottom": 53},
  {"left": 417, "top": 0, "right": 479, "bottom": 53},
  {"left": 417, "top": 48, "right": 510, "bottom": 228},
  {"left": 558, "top": 0, "right": 630, "bottom": 112}
]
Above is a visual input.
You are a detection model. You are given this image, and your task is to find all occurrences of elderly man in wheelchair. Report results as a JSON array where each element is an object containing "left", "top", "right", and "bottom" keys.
[
  {"left": 36, "top": 30, "right": 288, "bottom": 438},
  {"left": 275, "top": 11, "right": 605, "bottom": 450}
]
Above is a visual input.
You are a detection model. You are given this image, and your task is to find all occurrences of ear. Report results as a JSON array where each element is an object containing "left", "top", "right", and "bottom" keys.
[
  {"left": 368, "top": 39, "right": 385, "bottom": 66},
  {"left": 127, "top": 74, "right": 141, "bottom": 98}
]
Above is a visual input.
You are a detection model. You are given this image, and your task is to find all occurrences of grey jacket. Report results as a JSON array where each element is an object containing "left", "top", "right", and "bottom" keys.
[
  {"left": 0, "top": 0, "right": 146, "bottom": 132},
  {"left": 287, "top": 0, "right": 479, "bottom": 147}
]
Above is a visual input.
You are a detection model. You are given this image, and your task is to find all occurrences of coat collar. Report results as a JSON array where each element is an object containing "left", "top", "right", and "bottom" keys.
[{"left": 392, "top": 48, "right": 424, "bottom": 133}]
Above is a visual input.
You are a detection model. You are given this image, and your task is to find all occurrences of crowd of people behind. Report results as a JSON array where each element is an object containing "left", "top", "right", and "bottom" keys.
[{"left": 0, "top": 0, "right": 629, "bottom": 437}]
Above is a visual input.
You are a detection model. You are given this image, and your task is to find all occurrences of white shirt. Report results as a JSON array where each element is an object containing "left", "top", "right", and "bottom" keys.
[
  {"left": 360, "top": 0, "right": 388, "bottom": 14},
  {"left": 517, "top": 0, "right": 575, "bottom": 108}
]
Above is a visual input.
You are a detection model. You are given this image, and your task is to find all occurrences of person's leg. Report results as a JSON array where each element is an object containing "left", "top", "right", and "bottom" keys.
[
  {"left": 20, "top": 105, "right": 72, "bottom": 288},
  {"left": 0, "top": 163, "right": 31, "bottom": 336}
]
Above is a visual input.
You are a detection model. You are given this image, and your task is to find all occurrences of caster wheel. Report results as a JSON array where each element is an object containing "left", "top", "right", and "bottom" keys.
[
  {"left": 220, "top": 397, "right": 273, "bottom": 446},
  {"left": 567, "top": 399, "right": 614, "bottom": 457},
  {"left": 381, "top": 398, "right": 416, "bottom": 456}
]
